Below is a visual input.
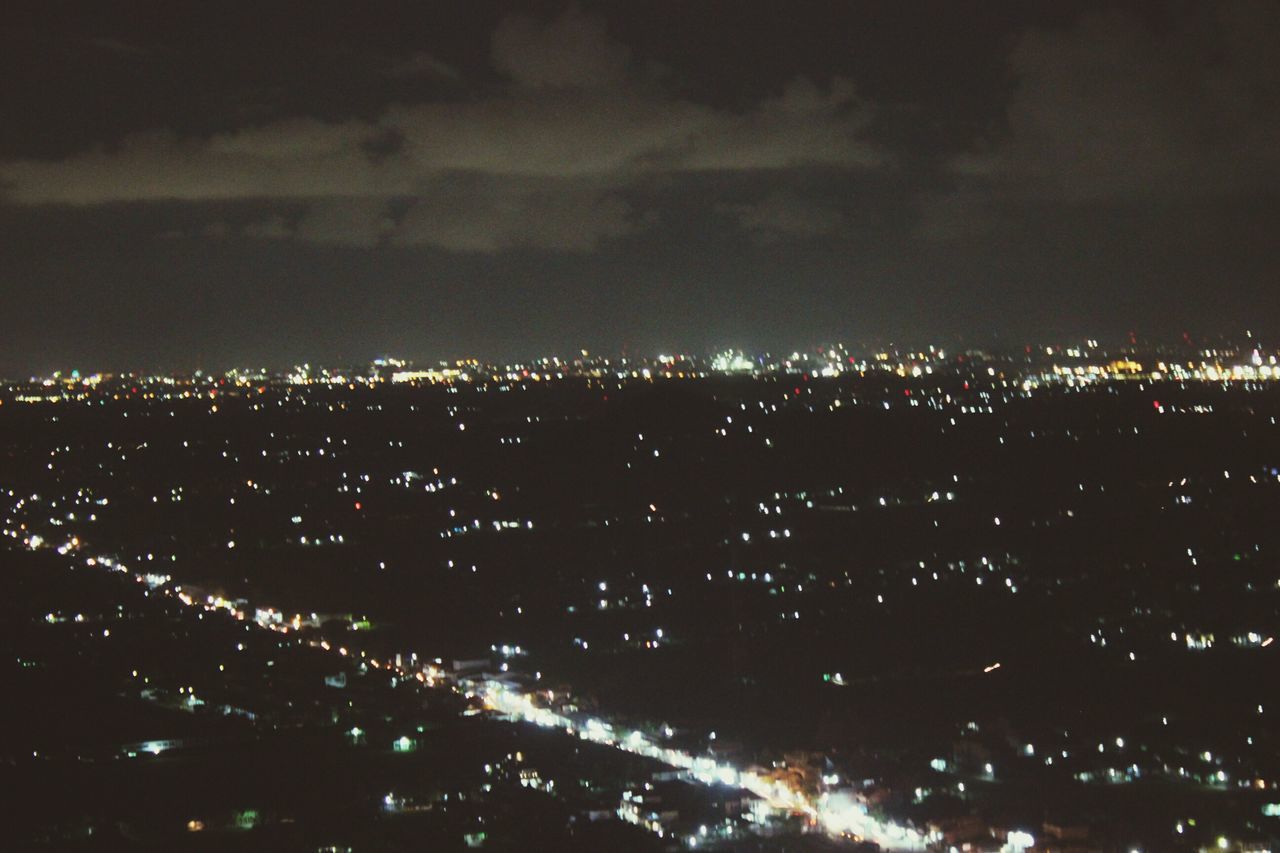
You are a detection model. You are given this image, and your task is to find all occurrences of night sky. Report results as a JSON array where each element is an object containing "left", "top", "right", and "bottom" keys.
[{"left": 2, "top": 1, "right": 1278, "bottom": 375}]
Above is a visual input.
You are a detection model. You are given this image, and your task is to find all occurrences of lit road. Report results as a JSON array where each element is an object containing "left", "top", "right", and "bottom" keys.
[
  {"left": 477, "top": 678, "right": 932, "bottom": 850},
  {"left": 63, "top": 542, "right": 933, "bottom": 849}
]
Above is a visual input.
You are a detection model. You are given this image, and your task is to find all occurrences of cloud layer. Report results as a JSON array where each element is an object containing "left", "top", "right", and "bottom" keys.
[{"left": 0, "top": 8, "right": 880, "bottom": 251}]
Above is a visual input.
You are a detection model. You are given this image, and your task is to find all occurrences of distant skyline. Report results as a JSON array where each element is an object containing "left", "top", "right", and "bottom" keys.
[
  {"left": 3, "top": 1, "right": 1279, "bottom": 375},
  {"left": 12, "top": 331, "right": 1280, "bottom": 383}
]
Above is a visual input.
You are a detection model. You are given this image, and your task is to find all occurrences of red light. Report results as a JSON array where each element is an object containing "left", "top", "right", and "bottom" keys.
[
  {"left": 1153, "top": 401, "right": 1161, "bottom": 409},
  {"left": 354, "top": 501, "right": 362, "bottom": 511},
  {"left": 794, "top": 387, "right": 801, "bottom": 395}
]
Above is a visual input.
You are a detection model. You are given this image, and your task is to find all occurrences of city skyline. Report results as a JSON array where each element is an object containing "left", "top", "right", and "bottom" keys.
[{"left": 8, "top": 329, "right": 1278, "bottom": 380}]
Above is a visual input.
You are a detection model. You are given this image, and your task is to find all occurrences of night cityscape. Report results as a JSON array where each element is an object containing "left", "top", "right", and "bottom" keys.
[{"left": 4, "top": 3, "right": 1280, "bottom": 852}]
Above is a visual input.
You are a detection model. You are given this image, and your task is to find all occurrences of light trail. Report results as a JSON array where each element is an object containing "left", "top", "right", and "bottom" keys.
[
  {"left": 75, "top": 545, "right": 936, "bottom": 847},
  {"left": 477, "top": 678, "right": 932, "bottom": 850}
]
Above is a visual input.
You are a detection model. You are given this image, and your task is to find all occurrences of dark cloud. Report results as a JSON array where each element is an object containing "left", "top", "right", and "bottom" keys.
[
  {"left": 385, "top": 51, "right": 461, "bottom": 81},
  {"left": 297, "top": 200, "right": 394, "bottom": 248},
  {"left": 491, "top": 6, "right": 633, "bottom": 90},
  {"left": 242, "top": 214, "right": 291, "bottom": 240},
  {"left": 392, "top": 177, "right": 637, "bottom": 252},
  {"left": 951, "top": 0, "right": 1280, "bottom": 200},
  {"left": 912, "top": 189, "right": 1000, "bottom": 244},
  {"left": 82, "top": 36, "right": 149, "bottom": 57},
  {"left": 722, "top": 192, "right": 850, "bottom": 243}
]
